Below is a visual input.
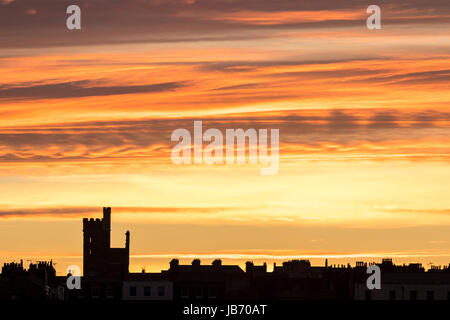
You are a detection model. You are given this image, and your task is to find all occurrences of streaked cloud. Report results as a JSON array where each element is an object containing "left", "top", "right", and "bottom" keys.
[
  {"left": 0, "top": 205, "right": 239, "bottom": 218},
  {"left": 0, "top": 80, "right": 185, "bottom": 100},
  {"left": 0, "top": 109, "right": 448, "bottom": 163},
  {"left": 1, "top": 0, "right": 449, "bottom": 48}
]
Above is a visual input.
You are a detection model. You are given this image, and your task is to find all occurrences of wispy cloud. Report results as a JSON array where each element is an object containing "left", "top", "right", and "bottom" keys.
[
  {"left": 0, "top": 206, "right": 239, "bottom": 218},
  {"left": 1, "top": 0, "right": 449, "bottom": 48},
  {"left": 0, "top": 80, "right": 185, "bottom": 100},
  {"left": 0, "top": 109, "right": 448, "bottom": 163}
]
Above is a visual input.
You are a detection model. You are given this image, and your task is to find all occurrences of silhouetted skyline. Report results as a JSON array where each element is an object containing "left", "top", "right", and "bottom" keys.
[{"left": 2, "top": 208, "right": 450, "bottom": 301}]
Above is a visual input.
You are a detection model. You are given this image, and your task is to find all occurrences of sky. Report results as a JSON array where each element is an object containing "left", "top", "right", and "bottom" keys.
[{"left": 0, "top": 0, "right": 449, "bottom": 274}]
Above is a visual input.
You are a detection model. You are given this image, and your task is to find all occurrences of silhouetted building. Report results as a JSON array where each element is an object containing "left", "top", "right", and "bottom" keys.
[
  {"left": 246, "top": 262, "right": 267, "bottom": 278},
  {"left": 164, "top": 259, "right": 249, "bottom": 300},
  {"left": 3, "top": 206, "right": 450, "bottom": 301},
  {"left": 354, "top": 260, "right": 450, "bottom": 300},
  {"left": 83, "top": 207, "right": 129, "bottom": 278},
  {"left": 354, "top": 272, "right": 450, "bottom": 300},
  {"left": 68, "top": 207, "right": 131, "bottom": 300},
  {"left": 123, "top": 273, "right": 173, "bottom": 300},
  {"left": 0, "top": 260, "right": 58, "bottom": 300}
]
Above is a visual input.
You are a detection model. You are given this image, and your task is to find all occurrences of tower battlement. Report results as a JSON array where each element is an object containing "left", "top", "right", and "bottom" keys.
[{"left": 83, "top": 207, "right": 129, "bottom": 278}]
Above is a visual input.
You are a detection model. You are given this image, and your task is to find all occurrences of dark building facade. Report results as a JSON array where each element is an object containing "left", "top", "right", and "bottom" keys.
[
  {"left": 0, "top": 260, "right": 60, "bottom": 300},
  {"left": 164, "top": 258, "right": 249, "bottom": 300},
  {"left": 83, "top": 207, "right": 129, "bottom": 278},
  {"left": 73, "top": 207, "right": 131, "bottom": 300}
]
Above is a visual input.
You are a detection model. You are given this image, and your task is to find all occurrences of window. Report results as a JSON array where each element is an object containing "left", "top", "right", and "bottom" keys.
[
  {"left": 209, "top": 287, "right": 217, "bottom": 298},
  {"left": 427, "top": 291, "right": 434, "bottom": 301},
  {"left": 129, "top": 286, "right": 137, "bottom": 297},
  {"left": 365, "top": 290, "right": 371, "bottom": 300},
  {"left": 144, "top": 286, "right": 151, "bottom": 297},
  {"left": 87, "top": 268, "right": 96, "bottom": 277},
  {"left": 389, "top": 290, "right": 396, "bottom": 300},
  {"left": 410, "top": 290, "right": 417, "bottom": 300},
  {"left": 77, "top": 289, "right": 86, "bottom": 299},
  {"left": 158, "top": 286, "right": 165, "bottom": 297},
  {"left": 91, "top": 287, "right": 100, "bottom": 298},
  {"left": 195, "top": 286, "right": 203, "bottom": 298},
  {"left": 181, "top": 286, "right": 189, "bottom": 298},
  {"left": 106, "top": 287, "right": 114, "bottom": 298}
]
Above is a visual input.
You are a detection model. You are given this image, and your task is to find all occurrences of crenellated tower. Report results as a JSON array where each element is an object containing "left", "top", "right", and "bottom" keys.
[{"left": 83, "top": 207, "right": 129, "bottom": 278}]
